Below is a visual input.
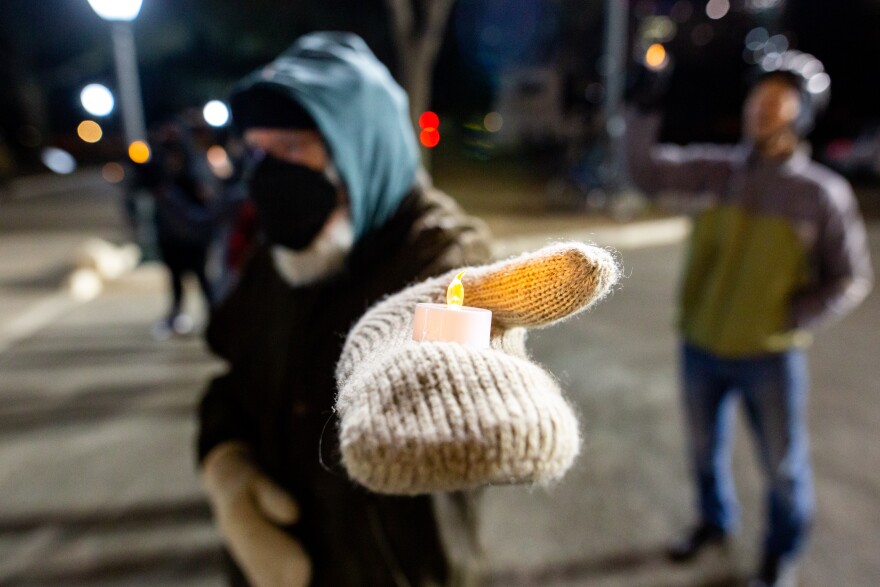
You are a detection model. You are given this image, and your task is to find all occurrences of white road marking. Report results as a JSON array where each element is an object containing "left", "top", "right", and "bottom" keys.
[
  {"left": 0, "top": 293, "right": 82, "bottom": 355},
  {"left": 492, "top": 216, "right": 691, "bottom": 257}
]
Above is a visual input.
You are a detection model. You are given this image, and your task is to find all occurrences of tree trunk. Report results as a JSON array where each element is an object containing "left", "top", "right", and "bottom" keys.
[{"left": 385, "top": 0, "right": 456, "bottom": 126}]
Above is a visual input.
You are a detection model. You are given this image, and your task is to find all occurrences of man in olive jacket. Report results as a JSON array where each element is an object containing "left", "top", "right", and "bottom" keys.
[
  {"left": 197, "top": 33, "right": 491, "bottom": 587},
  {"left": 626, "top": 53, "right": 872, "bottom": 587}
]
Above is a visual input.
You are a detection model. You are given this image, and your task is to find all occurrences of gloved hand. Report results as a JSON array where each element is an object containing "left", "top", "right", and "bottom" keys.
[
  {"left": 336, "top": 242, "right": 620, "bottom": 494},
  {"left": 201, "top": 441, "right": 311, "bottom": 587}
]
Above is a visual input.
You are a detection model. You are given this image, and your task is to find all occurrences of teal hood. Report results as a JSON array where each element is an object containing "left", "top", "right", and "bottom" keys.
[{"left": 230, "top": 32, "right": 419, "bottom": 240}]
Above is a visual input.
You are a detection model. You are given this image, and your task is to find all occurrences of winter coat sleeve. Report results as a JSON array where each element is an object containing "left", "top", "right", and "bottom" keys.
[
  {"left": 195, "top": 255, "right": 267, "bottom": 465},
  {"left": 197, "top": 370, "right": 258, "bottom": 463},
  {"left": 411, "top": 188, "right": 493, "bottom": 280},
  {"left": 625, "top": 109, "right": 734, "bottom": 197},
  {"left": 791, "top": 179, "right": 873, "bottom": 329}
]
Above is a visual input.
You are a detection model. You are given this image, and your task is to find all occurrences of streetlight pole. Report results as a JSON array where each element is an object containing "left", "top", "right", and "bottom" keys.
[
  {"left": 110, "top": 21, "right": 146, "bottom": 145},
  {"left": 87, "top": 0, "right": 146, "bottom": 146},
  {"left": 601, "top": 0, "right": 629, "bottom": 193}
]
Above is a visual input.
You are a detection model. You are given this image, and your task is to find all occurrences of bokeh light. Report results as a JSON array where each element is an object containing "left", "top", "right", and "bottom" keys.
[
  {"left": 706, "top": 0, "right": 730, "bottom": 20},
  {"left": 761, "top": 53, "right": 783, "bottom": 71},
  {"left": 206, "top": 145, "right": 234, "bottom": 179},
  {"left": 80, "top": 84, "right": 115, "bottom": 117},
  {"left": 800, "top": 58, "right": 824, "bottom": 79},
  {"left": 128, "top": 140, "right": 151, "bottom": 164},
  {"left": 87, "top": 0, "right": 143, "bottom": 21},
  {"left": 101, "top": 162, "right": 125, "bottom": 183},
  {"left": 420, "top": 129, "right": 440, "bottom": 148},
  {"left": 767, "top": 34, "right": 789, "bottom": 55},
  {"left": 745, "top": 0, "right": 783, "bottom": 11},
  {"left": 645, "top": 43, "right": 668, "bottom": 70},
  {"left": 68, "top": 268, "right": 102, "bottom": 302},
  {"left": 41, "top": 147, "right": 77, "bottom": 174},
  {"left": 807, "top": 72, "right": 831, "bottom": 94},
  {"left": 77, "top": 120, "right": 103, "bottom": 143},
  {"left": 745, "top": 28, "right": 769, "bottom": 51},
  {"left": 483, "top": 112, "right": 504, "bottom": 133},
  {"left": 640, "top": 16, "right": 676, "bottom": 44},
  {"left": 419, "top": 111, "right": 439, "bottom": 130},
  {"left": 203, "top": 100, "right": 230, "bottom": 127}
]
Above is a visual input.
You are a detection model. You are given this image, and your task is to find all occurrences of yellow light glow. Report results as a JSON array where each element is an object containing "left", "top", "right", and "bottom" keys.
[
  {"left": 483, "top": 112, "right": 503, "bottom": 133},
  {"left": 68, "top": 268, "right": 102, "bottom": 302},
  {"left": 77, "top": 120, "right": 103, "bottom": 143},
  {"left": 206, "top": 145, "right": 234, "bottom": 179},
  {"left": 645, "top": 43, "right": 668, "bottom": 70},
  {"left": 207, "top": 145, "right": 227, "bottom": 166},
  {"left": 128, "top": 140, "right": 151, "bottom": 164},
  {"left": 446, "top": 270, "right": 466, "bottom": 308},
  {"left": 102, "top": 162, "right": 125, "bottom": 183}
]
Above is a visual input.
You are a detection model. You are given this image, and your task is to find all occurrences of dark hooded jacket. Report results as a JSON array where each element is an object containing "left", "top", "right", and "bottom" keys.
[{"left": 197, "top": 33, "right": 492, "bottom": 586}]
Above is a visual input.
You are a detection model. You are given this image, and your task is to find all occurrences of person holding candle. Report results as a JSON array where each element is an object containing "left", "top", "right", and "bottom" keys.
[
  {"left": 196, "top": 32, "right": 620, "bottom": 587},
  {"left": 625, "top": 51, "right": 873, "bottom": 587}
]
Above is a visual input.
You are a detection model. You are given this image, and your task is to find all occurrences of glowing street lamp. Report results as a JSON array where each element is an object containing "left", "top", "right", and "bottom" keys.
[
  {"left": 80, "top": 83, "right": 115, "bottom": 117},
  {"left": 87, "top": 0, "right": 143, "bottom": 21},
  {"left": 203, "top": 100, "right": 230, "bottom": 127},
  {"left": 87, "top": 0, "right": 146, "bottom": 145}
]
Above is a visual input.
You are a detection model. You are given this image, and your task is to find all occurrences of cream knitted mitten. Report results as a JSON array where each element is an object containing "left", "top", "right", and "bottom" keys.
[
  {"left": 335, "top": 242, "right": 620, "bottom": 495},
  {"left": 201, "top": 442, "right": 311, "bottom": 587}
]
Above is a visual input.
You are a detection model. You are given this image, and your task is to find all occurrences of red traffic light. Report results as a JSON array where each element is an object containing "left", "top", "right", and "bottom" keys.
[
  {"left": 419, "top": 111, "right": 439, "bottom": 130},
  {"left": 420, "top": 129, "right": 440, "bottom": 148}
]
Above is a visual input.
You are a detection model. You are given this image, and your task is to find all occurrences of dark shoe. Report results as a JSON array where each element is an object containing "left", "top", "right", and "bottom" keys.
[
  {"left": 748, "top": 553, "right": 797, "bottom": 587},
  {"left": 667, "top": 523, "right": 728, "bottom": 562}
]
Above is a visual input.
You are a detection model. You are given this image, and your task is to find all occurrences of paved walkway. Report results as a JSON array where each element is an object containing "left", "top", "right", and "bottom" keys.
[{"left": 1, "top": 172, "right": 878, "bottom": 586}]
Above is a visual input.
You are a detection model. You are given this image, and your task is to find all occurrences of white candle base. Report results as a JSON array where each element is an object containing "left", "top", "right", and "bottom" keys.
[{"left": 412, "top": 303, "right": 492, "bottom": 348}]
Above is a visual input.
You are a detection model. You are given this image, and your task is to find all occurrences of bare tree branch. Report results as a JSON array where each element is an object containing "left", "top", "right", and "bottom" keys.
[
  {"left": 386, "top": 0, "right": 457, "bottom": 127},
  {"left": 420, "top": 0, "right": 456, "bottom": 72}
]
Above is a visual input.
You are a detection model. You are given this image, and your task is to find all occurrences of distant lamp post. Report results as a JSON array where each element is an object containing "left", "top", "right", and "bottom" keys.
[
  {"left": 203, "top": 100, "right": 230, "bottom": 128},
  {"left": 80, "top": 83, "right": 115, "bottom": 117},
  {"left": 87, "top": 0, "right": 146, "bottom": 146}
]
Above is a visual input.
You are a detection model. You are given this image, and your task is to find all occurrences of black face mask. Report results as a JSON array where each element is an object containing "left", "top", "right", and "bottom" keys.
[{"left": 248, "top": 155, "right": 338, "bottom": 250}]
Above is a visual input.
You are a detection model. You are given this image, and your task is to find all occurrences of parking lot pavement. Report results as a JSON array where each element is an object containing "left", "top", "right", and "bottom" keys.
[{"left": 1, "top": 170, "right": 877, "bottom": 586}]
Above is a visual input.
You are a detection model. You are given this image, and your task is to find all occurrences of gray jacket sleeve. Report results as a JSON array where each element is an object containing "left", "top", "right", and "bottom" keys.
[
  {"left": 791, "top": 179, "right": 873, "bottom": 329},
  {"left": 625, "top": 109, "right": 734, "bottom": 197}
]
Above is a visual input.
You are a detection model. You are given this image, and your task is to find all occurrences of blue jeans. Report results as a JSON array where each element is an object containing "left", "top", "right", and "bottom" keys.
[{"left": 681, "top": 342, "right": 813, "bottom": 560}]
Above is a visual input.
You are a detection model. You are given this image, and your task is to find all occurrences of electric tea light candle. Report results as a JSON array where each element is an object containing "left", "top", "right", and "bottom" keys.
[{"left": 412, "top": 270, "right": 492, "bottom": 348}]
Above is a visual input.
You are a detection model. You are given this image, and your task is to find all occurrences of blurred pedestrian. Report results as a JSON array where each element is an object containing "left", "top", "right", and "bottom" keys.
[
  {"left": 626, "top": 52, "right": 873, "bottom": 587},
  {"left": 196, "top": 32, "right": 493, "bottom": 587},
  {"left": 145, "top": 121, "right": 220, "bottom": 338},
  {"left": 209, "top": 134, "right": 251, "bottom": 303},
  {"left": 196, "top": 32, "right": 619, "bottom": 587}
]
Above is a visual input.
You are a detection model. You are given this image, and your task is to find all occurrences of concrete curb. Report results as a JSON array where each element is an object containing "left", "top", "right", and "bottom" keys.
[{"left": 492, "top": 216, "right": 691, "bottom": 258}]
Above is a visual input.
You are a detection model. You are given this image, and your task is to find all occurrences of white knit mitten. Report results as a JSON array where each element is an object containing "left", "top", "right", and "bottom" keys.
[
  {"left": 201, "top": 442, "right": 311, "bottom": 587},
  {"left": 335, "top": 242, "right": 620, "bottom": 494}
]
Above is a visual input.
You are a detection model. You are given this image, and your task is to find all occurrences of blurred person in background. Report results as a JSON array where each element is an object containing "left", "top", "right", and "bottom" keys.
[
  {"left": 217, "top": 193, "right": 257, "bottom": 301},
  {"left": 196, "top": 33, "right": 492, "bottom": 587},
  {"left": 209, "top": 134, "right": 253, "bottom": 303},
  {"left": 139, "top": 121, "right": 220, "bottom": 339},
  {"left": 625, "top": 52, "right": 873, "bottom": 587}
]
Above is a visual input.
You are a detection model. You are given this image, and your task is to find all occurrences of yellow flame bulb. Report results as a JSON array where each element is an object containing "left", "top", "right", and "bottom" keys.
[{"left": 446, "top": 270, "right": 466, "bottom": 308}]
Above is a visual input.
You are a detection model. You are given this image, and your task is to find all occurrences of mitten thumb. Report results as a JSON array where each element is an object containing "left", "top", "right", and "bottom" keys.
[{"left": 466, "top": 242, "right": 620, "bottom": 329}]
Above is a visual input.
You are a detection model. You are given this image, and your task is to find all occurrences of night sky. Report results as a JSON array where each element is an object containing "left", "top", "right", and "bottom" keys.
[{"left": 1, "top": 0, "right": 879, "bottom": 166}]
